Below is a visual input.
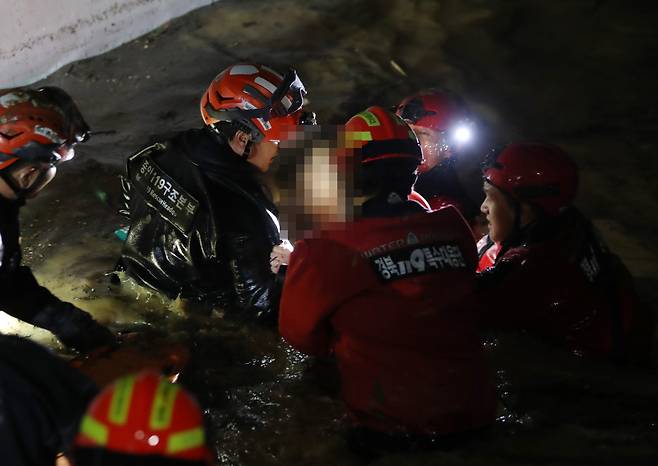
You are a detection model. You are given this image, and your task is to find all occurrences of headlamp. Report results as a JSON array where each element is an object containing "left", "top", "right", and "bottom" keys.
[{"left": 450, "top": 121, "right": 475, "bottom": 145}]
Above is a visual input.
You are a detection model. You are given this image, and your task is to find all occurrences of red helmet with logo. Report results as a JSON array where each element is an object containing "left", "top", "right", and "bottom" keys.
[
  {"left": 483, "top": 143, "right": 578, "bottom": 216},
  {"left": 72, "top": 371, "right": 212, "bottom": 466},
  {"left": 200, "top": 63, "right": 307, "bottom": 143},
  {"left": 0, "top": 87, "right": 89, "bottom": 170},
  {"left": 343, "top": 106, "right": 422, "bottom": 166}
]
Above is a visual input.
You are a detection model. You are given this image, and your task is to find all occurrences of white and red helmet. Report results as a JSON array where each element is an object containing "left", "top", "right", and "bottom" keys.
[
  {"left": 200, "top": 63, "right": 308, "bottom": 143},
  {"left": 0, "top": 86, "right": 89, "bottom": 170}
]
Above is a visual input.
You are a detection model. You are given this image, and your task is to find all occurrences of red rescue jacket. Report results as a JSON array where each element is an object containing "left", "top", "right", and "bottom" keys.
[
  {"left": 279, "top": 207, "right": 496, "bottom": 435},
  {"left": 476, "top": 208, "right": 653, "bottom": 361}
]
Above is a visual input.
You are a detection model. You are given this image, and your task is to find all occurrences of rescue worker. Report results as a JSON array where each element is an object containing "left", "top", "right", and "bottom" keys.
[
  {"left": 0, "top": 335, "right": 98, "bottom": 466},
  {"left": 0, "top": 87, "right": 115, "bottom": 352},
  {"left": 278, "top": 106, "right": 496, "bottom": 452},
  {"left": 119, "top": 64, "right": 313, "bottom": 322},
  {"left": 477, "top": 143, "right": 654, "bottom": 362},
  {"left": 70, "top": 371, "right": 213, "bottom": 466},
  {"left": 395, "top": 89, "right": 484, "bottom": 227}
]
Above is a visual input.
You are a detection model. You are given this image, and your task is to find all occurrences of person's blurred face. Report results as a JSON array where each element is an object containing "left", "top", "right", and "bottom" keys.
[
  {"left": 410, "top": 124, "right": 450, "bottom": 173},
  {"left": 248, "top": 139, "right": 280, "bottom": 173},
  {"left": 481, "top": 181, "right": 516, "bottom": 243}
]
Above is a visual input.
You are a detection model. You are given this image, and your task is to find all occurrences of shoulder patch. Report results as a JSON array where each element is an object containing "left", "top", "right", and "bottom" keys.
[
  {"left": 131, "top": 152, "right": 200, "bottom": 234},
  {"left": 369, "top": 241, "right": 468, "bottom": 282}
]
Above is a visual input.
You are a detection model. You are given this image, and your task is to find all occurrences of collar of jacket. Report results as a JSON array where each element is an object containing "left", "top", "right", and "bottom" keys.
[{"left": 177, "top": 128, "right": 278, "bottom": 214}]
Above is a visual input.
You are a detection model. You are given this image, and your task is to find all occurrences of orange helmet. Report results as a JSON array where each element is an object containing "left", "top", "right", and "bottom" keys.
[
  {"left": 343, "top": 106, "right": 422, "bottom": 166},
  {"left": 200, "top": 63, "right": 307, "bottom": 143},
  {"left": 0, "top": 87, "right": 89, "bottom": 171},
  {"left": 72, "top": 371, "right": 212, "bottom": 466}
]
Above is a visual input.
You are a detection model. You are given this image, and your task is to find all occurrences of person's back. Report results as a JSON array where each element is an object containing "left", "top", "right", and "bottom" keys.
[
  {"left": 282, "top": 207, "right": 496, "bottom": 434},
  {"left": 279, "top": 106, "right": 496, "bottom": 440}
]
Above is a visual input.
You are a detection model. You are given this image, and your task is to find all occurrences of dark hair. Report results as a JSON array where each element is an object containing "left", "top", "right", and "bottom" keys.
[{"left": 212, "top": 121, "right": 252, "bottom": 142}]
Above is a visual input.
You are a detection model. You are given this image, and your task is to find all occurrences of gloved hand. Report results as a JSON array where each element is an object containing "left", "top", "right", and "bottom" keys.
[
  {"left": 270, "top": 239, "right": 294, "bottom": 274},
  {"left": 31, "top": 302, "right": 117, "bottom": 353}
]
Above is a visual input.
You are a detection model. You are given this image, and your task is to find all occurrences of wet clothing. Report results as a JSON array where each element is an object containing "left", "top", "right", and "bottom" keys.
[
  {"left": 0, "top": 335, "right": 97, "bottom": 466},
  {"left": 477, "top": 207, "right": 653, "bottom": 361},
  {"left": 120, "top": 128, "right": 282, "bottom": 321},
  {"left": 415, "top": 158, "right": 479, "bottom": 219},
  {"left": 279, "top": 200, "right": 496, "bottom": 436},
  {"left": 0, "top": 197, "right": 113, "bottom": 352}
]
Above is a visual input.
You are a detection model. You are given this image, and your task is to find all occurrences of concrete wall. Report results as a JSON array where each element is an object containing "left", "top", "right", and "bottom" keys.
[{"left": 0, "top": 0, "right": 216, "bottom": 88}]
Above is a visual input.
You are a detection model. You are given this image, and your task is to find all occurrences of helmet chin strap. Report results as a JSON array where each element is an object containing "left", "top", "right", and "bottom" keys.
[{"left": 242, "top": 138, "right": 254, "bottom": 160}]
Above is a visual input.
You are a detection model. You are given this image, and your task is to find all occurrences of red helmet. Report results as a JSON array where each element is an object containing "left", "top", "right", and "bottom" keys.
[
  {"left": 200, "top": 63, "right": 306, "bottom": 143},
  {"left": 395, "top": 89, "right": 468, "bottom": 131},
  {"left": 343, "top": 106, "right": 422, "bottom": 166},
  {"left": 73, "top": 371, "right": 212, "bottom": 465},
  {"left": 395, "top": 89, "right": 475, "bottom": 172},
  {"left": 483, "top": 143, "right": 578, "bottom": 216},
  {"left": 0, "top": 87, "right": 89, "bottom": 170}
]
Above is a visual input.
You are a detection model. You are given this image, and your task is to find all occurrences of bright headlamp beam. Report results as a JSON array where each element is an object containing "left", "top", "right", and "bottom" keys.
[{"left": 453, "top": 125, "right": 473, "bottom": 144}]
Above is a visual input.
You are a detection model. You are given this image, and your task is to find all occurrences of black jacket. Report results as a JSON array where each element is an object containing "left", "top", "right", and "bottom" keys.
[
  {"left": 120, "top": 128, "right": 283, "bottom": 320},
  {"left": 0, "top": 197, "right": 112, "bottom": 351},
  {"left": 0, "top": 335, "right": 97, "bottom": 466}
]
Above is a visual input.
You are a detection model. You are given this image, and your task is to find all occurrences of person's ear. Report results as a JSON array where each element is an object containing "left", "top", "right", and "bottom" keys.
[
  {"left": 230, "top": 130, "right": 250, "bottom": 155},
  {"left": 237, "top": 130, "right": 250, "bottom": 146}
]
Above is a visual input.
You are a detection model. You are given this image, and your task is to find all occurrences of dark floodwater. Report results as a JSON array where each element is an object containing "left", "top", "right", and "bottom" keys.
[{"left": 8, "top": 0, "right": 658, "bottom": 464}]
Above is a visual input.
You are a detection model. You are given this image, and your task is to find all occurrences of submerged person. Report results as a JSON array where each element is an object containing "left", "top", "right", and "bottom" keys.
[
  {"left": 395, "top": 89, "right": 485, "bottom": 229},
  {"left": 119, "top": 63, "right": 313, "bottom": 322},
  {"left": 0, "top": 335, "right": 98, "bottom": 466},
  {"left": 0, "top": 87, "right": 115, "bottom": 352},
  {"left": 477, "top": 143, "right": 654, "bottom": 362},
  {"left": 278, "top": 106, "right": 496, "bottom": 453},
  {"left": 70, "top": 371, "right": 213, "bottom": 466}
]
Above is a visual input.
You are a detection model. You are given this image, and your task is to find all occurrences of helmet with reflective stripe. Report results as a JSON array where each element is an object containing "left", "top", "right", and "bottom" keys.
[
  {"left": 0, "top": 87, "right": 89, "bottom": 171},
  {"left": 483, "top": 142, "right": 578, "bottom": 216},
  {"left": 343, "top": 106, "right": 422, "bottom": 166},
  {"left": 200, "top": 63, "right": 307, "bottom": 143},
  {"left": 73, "top": 371, "right": 212, "bottom": 465}
]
